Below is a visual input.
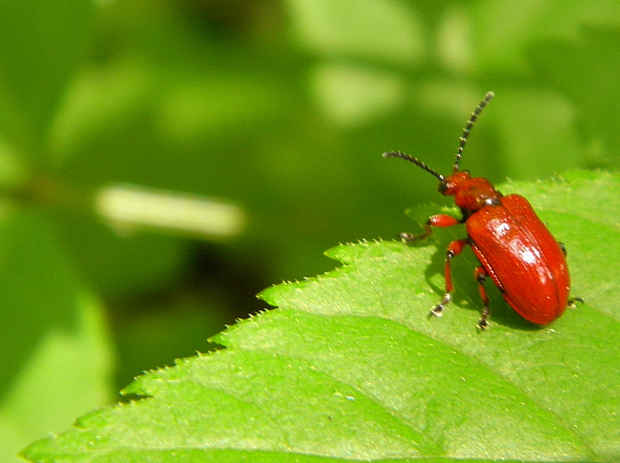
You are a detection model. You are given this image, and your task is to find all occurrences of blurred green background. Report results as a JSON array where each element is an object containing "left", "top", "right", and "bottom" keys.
[{"left": 1, "top": 0, "right": 619, "bottom": 460}]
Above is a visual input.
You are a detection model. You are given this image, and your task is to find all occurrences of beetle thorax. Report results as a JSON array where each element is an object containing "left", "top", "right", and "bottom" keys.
[{"left": 440, "top": 171, "right": 502, "bottom": 212}]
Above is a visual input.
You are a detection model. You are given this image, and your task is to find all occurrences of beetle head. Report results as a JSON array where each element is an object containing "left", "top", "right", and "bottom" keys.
[{"left": 441, "top": 171, "right": 502, "bottom": 211}]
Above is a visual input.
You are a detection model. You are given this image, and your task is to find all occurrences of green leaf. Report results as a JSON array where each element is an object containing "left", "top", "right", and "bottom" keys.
[{"left": 23, "top": 171, "right": 620, "bottom": 462}]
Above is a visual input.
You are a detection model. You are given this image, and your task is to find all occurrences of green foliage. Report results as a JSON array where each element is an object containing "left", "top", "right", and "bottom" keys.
[
  {"left": 1, "top": 0, "right": 620, "bottom": 461},
  {"left": 0, "top": 209, "right": 113, "bottom": 463},
  {"left": 23, "top": 173, "right": 620, "bottom": 461},
  {"left": 0, "top": 0, "right": 94, "bottom": 151}
]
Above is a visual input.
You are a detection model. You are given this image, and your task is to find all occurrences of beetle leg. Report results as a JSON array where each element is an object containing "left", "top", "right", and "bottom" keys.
[
  {"left": 474, "top": 266, "right": 490, "bottom": 330},
  {"left": 557, "top": 243, "right": 584, "bottom": 309},
  {"left": 558, "top": 243, "right": 584, "bottom": 309},
  {"left": 568, "top": 297, "right": 584, "bottom": 307},
  {"left": 430, "top": 238, "right": 469, "bottom": 318},
  {"left": 400, "top": 214, "right": 461, "bottom": 243},
  {"left": 399, "top": 222, "right": 431, "bottom": 242},
  {"left": 559, "top": 241, "right": 567, "bottom": 256}
]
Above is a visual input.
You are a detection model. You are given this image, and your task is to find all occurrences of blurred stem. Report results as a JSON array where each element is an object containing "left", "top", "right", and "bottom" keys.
[{"left": 2, "top": 174, "right": 246, "bottom": 242}]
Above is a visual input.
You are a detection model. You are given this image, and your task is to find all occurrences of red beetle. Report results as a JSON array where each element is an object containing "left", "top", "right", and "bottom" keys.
[{"left": 384, "top": 92, "right": 575, "bottom": 329}]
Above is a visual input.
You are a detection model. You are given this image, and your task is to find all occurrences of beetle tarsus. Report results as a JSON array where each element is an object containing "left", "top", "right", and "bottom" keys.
[
  {"left": 399, "top": 232, "right": 426, "bottom": 243},
  {"left": 430, "top": 293, "right": 452, "bottom": 318},
  {"left": 477, "top": 306, "right": 490, "bottom": 330},
  {"left": 399, "top": 222, "right": 433, "bottom": 243},
  {"left": 399, "top": 232, "right": 417, "bottom": 242},
  {"left": 568, "top": 297, "right": 584, "bottom": 307},
  {"left": 559, "top": 241, "right": 567, "bottom": 256},
  {"left": 429, "top": 305, "right": 444, "bottom": 318},
  {"left": 474, "top": 266, "right": 491, "bottom": 329}
]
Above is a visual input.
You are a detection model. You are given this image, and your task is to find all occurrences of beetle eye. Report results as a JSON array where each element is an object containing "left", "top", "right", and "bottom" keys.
[{"left": 438, "top": 181, "right": 448, "bottom": 194}]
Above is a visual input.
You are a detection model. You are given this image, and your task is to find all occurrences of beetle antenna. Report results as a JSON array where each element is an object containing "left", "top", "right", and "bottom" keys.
[
  {"left": 453, "top": 91, "right": 494, "bottom": 172},
  {"left": 382, "top": 151, "right": 444, "bottom": 181}
]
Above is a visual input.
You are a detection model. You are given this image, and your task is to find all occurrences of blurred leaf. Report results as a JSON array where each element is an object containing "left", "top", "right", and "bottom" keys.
[
  {"left": 23, "top": 171, "right": 620, "bottom": 462},
  {"left": 527, "top": 26, "right": 620, "bottom": 170},
  {"left": 475, "top": 0, "right": 620, "bottom": 72},
  {"left": 285, "top": 0, "right": 424, "bottom": 65},
  {"left": 0, "top": 0, "right": 95, "bottom": 153},
  {"left": 487, "top": 89, "right": 581, "bottom": 179},
  {"left": 0, "top": 208, "right": 114, "bottom": 463},
  {"left": 53, "top": 211, "right": 190, "bottom": 297},
  {"left": 114, "top": 295, "right": 229, "bottom": 389},
  {"left": 309, "top": 64, "right": 407, "bottom": 126}
]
